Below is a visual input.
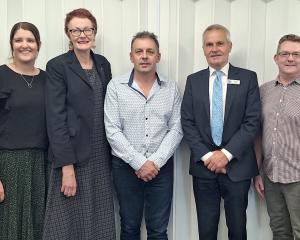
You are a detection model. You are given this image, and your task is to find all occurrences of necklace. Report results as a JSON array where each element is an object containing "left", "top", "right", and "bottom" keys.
[{"left": 20, "top": 74, "right": 35, "bottom": 88}]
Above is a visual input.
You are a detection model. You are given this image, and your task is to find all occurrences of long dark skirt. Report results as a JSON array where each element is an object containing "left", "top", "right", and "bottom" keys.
[{"left": 0, "top": 149, "right": 47, "bottom": 240}]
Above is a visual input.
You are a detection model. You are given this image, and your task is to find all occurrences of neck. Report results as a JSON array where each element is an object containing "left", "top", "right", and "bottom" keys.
[
  {"left": 11, "top": 60, "right": 36, "bottom": 75},
  {"left": 74, "top": 49, "right": 92, "bottom": 69},
  {"left": 134, "top": 71, "right": 157, "bottom": 85},
  {"left": 279, "top": 73, "right": 299, "bottom": 86}
]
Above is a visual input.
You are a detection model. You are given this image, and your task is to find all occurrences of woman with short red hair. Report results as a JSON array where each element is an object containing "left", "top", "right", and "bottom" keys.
[{"left": 43, "top": 8, "right": 116, "bottom": 240}]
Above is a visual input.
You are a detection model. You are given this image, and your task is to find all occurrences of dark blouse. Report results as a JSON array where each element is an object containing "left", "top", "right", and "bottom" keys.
[{"left": 0, "top": 64, "right": 48, "bottom": 149}]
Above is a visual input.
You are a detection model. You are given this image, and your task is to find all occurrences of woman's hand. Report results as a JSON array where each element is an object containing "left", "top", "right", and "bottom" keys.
[
  {"left": 61, "top": 165, "right": 77, "bottom": 197},
  {"left": 0, "top": 180, "right": 5, "bottom": 203}
]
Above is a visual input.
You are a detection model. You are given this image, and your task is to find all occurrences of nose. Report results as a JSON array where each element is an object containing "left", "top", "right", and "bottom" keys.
[
  {"left": 141, "top": 51, "right": 147, "bottom": 58},
  {"left": 287, "top": 54, "right": 294, "bottom": 61},
  {"left": 211, "top": 44, "right": 218, "bottom": 51},
  {"left": 20, "top": 40, "right": 29, "bottom": 48}
]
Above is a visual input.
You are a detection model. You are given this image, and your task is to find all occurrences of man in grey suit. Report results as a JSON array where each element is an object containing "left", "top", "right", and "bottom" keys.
[{"left": 181, "top": 24, "right": 261, "bottom": 240}]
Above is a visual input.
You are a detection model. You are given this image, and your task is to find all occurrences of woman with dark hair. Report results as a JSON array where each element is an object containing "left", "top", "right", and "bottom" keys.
[
  {"left": 0, "top": 22, "right": 47, "bottom": 240},
  {"left": 43, "top": 8, "right": 116, "bottom": 240}
]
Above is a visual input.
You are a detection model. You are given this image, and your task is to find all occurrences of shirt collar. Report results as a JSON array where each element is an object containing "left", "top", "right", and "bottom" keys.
[
  {"left": 124, "top": 69, "right": 164, "bottom": 87},
  {"left": 209, "top": 63, "right": 229, "bottom": 77},
  {"left": 274, "top": 75, "right": 300, "bottom": 86}
]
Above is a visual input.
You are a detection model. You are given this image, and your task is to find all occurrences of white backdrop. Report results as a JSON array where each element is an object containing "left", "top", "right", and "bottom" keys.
[{"left": 1, "top": 0, "right": 300, "bottom": 239}]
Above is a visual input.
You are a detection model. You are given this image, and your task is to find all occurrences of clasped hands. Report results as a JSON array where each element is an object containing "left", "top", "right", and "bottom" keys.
[
  {"left": 204, "top": 150, "right": 228, "bottom": 174},
  {"left": 136, "top": 160, "right": 160, "bottom": 182}
]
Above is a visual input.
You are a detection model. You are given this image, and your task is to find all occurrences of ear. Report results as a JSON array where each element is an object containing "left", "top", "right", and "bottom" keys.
[
  {"left": 229, "top": 42, "right": 233, "bottom": 52},
  {"left": 130, "top": 52, "right": 134, "bottom": 63},
  {"left": 274, "top": 54, "right": 278, "bottom": 64},
  {"left": 156, "top": 52, "right": 161, "bottom": 63}
]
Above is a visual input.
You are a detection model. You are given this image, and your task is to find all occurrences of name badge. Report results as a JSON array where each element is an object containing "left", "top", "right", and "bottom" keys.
[{"left": 227, "top": 79, "right": 240, "bottom": 85}]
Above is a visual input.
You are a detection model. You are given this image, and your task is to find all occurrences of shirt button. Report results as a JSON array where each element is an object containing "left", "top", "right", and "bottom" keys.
[
  {"left": 276, "top": 113, "right": 279, "bottom": 116},
  {"left": 273, "top": 142, "right": 275, "bottom": 145},
  {"left": 274, "top": 128, "right": 277, "bottom": 131},
  {"left": 279, "top": 99, "right": 283, "bottom": 102},
  {"left": 146, "top": 134, "right": 148, "bottom": 137},
  {"left": 145, "top": 118, "right": 148, "bottom": 120}
]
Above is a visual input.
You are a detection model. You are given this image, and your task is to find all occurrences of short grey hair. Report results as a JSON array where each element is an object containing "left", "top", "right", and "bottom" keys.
[{"left": 202, "top": 24, "right": 231, "bottom": 46}]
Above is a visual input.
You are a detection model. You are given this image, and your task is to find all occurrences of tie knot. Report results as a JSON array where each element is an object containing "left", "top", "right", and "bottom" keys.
[{"left": 215, "top": 71, "right": 222, "bottom": 79}]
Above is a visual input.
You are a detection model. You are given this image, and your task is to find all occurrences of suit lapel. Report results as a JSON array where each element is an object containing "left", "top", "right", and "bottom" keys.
[
  {"left": 224, "top": 64, "right": 239, "bottom": 124},
  {"left": 66, "top": 51, "right": 91, "bottom": 87},
  {"left": 201, "top": 68, "right": 210, "bottom": 122},
  {"left": 92, "top": 52, "right": 107, "bottom": 87}
]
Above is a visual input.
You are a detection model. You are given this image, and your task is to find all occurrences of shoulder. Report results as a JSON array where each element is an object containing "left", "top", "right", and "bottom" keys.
[
  {"left": 93, "top": 53, "right": 110, "bottom": 65},
  {"left": 259, "top": 80, "right": 276, "bottom": 95},
  {"left": 188, "top": 68, "right": 208, "bottom": 79},
  {"left": 110, "top": 72, "right": 130, "bottom": 85},
  {"left": 46, "top": 52, "right": 70, "bottom": 72},
  {"left": 230, "top": 65, "right": 257, "bottom": 77},
  {"left": 185, "top": 68, "right": 209, "bottom": 86}
]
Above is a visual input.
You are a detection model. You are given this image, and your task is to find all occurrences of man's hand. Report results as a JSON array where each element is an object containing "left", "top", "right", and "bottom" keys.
[
  {"left": 136, "top": 160, "right": 160, "bottom": 182},
  {"left": 0, "top": 180, "right": 5, "bottom": 203},
  {"left": 215, "top": 167, "right": 227, "bottom": 174},
  {"left": 254, "top": 175, "right": 264, "bottom": 199},
  {"left": 204, "top": 150, "right": 229, "bottom": 172},
  {"left": 61, "top": 165, "right": 77, "bottom": 197}
]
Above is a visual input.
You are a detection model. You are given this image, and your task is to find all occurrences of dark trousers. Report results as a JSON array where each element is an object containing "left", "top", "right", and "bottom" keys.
[
  {"left": 193, "top": 174, "right": 251, "bottom": 240},
  {"left": 112, "top": 156, "right": 173, "bottom": 240}
]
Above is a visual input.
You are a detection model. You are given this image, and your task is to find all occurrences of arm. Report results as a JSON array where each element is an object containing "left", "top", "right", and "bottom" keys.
[
  {"left": 148, "top": 84, "right": 183, "bottom": 168},
  {"left": 104, "top": 80, "right": 148, "bottom": 171},
  {"left": 46, "top": 59, "right": 77, "bottom": 196},
  {"left": 223, "top": 72, "right": 261, "bottom": 161},
  {"left": 254, "top": 131, "right": 264, "bottom": 198},
  {"left": 46, "top": 60, "right": 77, "bottom": 167},
  {"left": 181, "top": 77, "right": 211, "bottom": 161}
]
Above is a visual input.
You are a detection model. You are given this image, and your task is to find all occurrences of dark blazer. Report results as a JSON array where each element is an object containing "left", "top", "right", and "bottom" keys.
[
  {"left": 46, "top": 50, "right": 112, "bottom": 168},
  {"left": 181, "top": 64, "right": 260, "bottom": 182}
]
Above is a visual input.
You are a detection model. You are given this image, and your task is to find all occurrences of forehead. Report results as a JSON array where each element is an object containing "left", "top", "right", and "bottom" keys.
[
  {"left": 279, "top": 40, "right": 300, "bottom": 51},
  {"left": 203, "top": 29, "right": 228, "bottom": 43},
  {"left": 68, "top": 17, "right": 93, "bottom": 27},
  {"left": 132, "top": 38, "right": 158, "bottom": 50},
  {"left": 13, "top": 28, "right": 35, "bottom": 39}
]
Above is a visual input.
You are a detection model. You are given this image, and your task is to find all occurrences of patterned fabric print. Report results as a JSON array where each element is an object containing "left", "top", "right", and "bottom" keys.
[
  {"left": 43, "top": 67, "right": 116, "bottom": 240},
  {"left": 260, "top": 78, "right": 300, "bottom": 183},
  {"left": 0, "top": 149, "right": 47, "bottom": 240},
  {"left": 211, "top": 71, "right": 223, "bottom": 146},
  {"left": 104, "top": 72, "right": 183, "bottom": 171}
]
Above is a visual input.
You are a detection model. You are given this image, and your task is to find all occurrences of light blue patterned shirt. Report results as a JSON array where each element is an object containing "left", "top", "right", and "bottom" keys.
[{"left": 104, "top": 71, "right": 183, "bottom": 171}]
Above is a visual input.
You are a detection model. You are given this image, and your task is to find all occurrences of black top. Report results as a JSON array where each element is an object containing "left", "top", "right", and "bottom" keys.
[{"left": 0, "top": 64, "right": 48, "bottom": 150}]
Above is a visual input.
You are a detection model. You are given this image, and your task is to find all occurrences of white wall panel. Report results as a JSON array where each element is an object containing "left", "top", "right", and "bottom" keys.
[{"left": 1, "top": 0, "right": 300, "bottom": 239}]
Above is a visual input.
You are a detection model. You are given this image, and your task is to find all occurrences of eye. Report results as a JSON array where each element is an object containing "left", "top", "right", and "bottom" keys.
[
  {"left": 13, "top": 38, "right": 22, "bottom": 43},
  {"left": 147, "top": 49, "right": 155, "bottom": 55},
  {"left": 206, "top": 43, "right": 213, "bottom": 47},
  {"left": 216, "top": 42, "right": 224, "bottom": 47},
  {"left": 27, "top": 38, "right": 36, "bottom": 43},
  {"left": 292, "top": 52, "right": 300, "bottom": 57},
  {"left": 279, "top": 52, "right": 290, "bottom": 57}
]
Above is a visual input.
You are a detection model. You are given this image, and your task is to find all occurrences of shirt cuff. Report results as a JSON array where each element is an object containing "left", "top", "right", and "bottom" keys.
[
  {"left": 221, "top": 148, "right": 233, "bottom": 161},
  {"left": 201, "top": 152, "right": 213, "bottom": 162}
]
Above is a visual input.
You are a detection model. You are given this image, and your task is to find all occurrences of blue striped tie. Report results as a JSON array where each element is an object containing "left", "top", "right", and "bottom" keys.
[{"left": 211, "top": 71, "right": 223, "bottom": 146}]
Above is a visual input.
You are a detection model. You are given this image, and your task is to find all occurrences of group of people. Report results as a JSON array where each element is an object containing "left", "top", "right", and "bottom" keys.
[{"left": 0, "top": 6, "right": 299, "bottom": 240}]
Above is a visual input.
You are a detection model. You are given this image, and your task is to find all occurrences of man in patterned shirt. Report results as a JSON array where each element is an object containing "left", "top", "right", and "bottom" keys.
[
  {"left": 104, "top": 31, "right": 182, "bottom": 240},
  {"left": 254, "top": 34, "right": 300, "bottom": 240}
]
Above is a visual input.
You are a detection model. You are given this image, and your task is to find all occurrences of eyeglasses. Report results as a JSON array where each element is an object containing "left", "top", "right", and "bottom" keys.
[
  {"left": 277, "top": 51, "right": 300, "bottom": 59},
  {"left": 68, "top": 28, "right": 95, "bottom": 37}
]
